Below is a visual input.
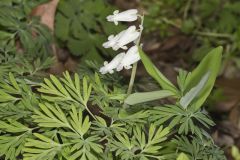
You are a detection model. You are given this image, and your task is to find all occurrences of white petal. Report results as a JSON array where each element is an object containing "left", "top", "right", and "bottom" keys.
[
  {"left": 104, "top": 61, "right": 108, "bottom": 65},
  {"left": 113, "top": 10, "right": 119, "bottom": 14},
  {"left": 124, "top": 65, "right": 132, "bottom": 70},
  {"left": 102, "top": 30, "right": 126, "bottom": 49},
  {"left": 108, "top": 35, "right": 114, "bottom": 40},
  {"left": 99, "top": 52, "right": 125, "bottom": 74},
  {"left": 117, "top": 46, "right": 140, "bottom": 70},
  {"left": 116, "top": 65, "right": 123, "bottom": 71},
  {"left": 112, "top": 26, "right": 140, "bottom": 50},
  {"left": 114, "top": 21, "right": 118, "bottom": 25}
]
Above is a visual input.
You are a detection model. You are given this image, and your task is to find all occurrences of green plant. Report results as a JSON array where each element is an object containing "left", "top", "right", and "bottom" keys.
[
  {"left": 0, "top": 0, "right": 52, "bottom": 57},
  {"left": 0, "top": 48, "right": 226, "bottom": 160},
  {"left": 55, "top": 0, "right": 123, "bottom": 62},
  {"left": 0, "top": 0, "right": 54, "bottom": 77},
  {"left": 0, "top": 4, "right": 226, "bottom": 160}
]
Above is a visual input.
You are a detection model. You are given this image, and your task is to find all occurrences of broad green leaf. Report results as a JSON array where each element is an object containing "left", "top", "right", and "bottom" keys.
[
  {"left": 125, "top": 90, "right": 175, "bottom": 105},
  {"left": 138, "top": 47, "right": 178, "bottom": 95},
  {"left": 179, "top": 72, "right": 210, "bottom": 109},
  {"left": 184, "top": 46, "right": 222, "bottom": 109}
]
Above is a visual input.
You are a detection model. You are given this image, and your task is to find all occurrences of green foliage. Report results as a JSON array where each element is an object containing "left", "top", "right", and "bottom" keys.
[
  {"left": 150, "top": 104, "right": 214, "bottom": 138},
  {"left": 125, "top": 90, "right": 174, "bottom": 105},
  {"left": 0, "top": 2, "right": 52, "bottom": 57},
  {"left": 138, "top": 47, "right": 178, "bottom": 95},
  {"left": 0, "top": 1, "right": 226, "bottom": 159},
  {"left": 109, "top": 124, "right": 170, "bottom": 160},
  {"left": 183, "top": 47, "right": 222, "bottom": 109},
  {"left": 0, "top": 68, "right": 225, "bottom": 159},
  {"left": 23, "top": 133, "right": 64, "bottom": 160},
  {"left": 24, "top": 103, "right": 103, "bottom": 160},
  {"left": 128, "top": 47, "right": 222, "bottom": 109},
  {"left": 172, "top": 136, "right": 226, "bottom": 160},
  {"left": 55, "top": 0, "right": 123, "bottom": 62},
  {"left": 0, "top": 120, "right": 32, "bottom": 160},
  {"left": 91, "top": 72, "right": 126, "bottom": 109},
  {"left": 177, "top": 153, "right": 189, "bottom": 160},
  {"left": 179, "top": 72, "right": 210, "bottom": 109},
  {"left": 38, "top": 72, "right": 92, "bottom": 107},
  {"left": 0, "top": 0, "right": 54, "bottom": 77}
]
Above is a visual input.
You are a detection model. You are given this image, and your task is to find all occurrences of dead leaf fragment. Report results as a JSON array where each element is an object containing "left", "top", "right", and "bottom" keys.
[{"left": 31, "top": 0, "right": 59, "bottom": 31}]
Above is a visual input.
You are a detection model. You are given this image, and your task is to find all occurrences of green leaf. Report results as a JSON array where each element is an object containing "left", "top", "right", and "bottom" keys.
[
  {"left": 0, "top": 120, "right": 29, "bottom": 133},
  {"left": 184, "top": 46, "right": 223, "bottom": 109},
  {"left": 125, "top": 90, "right": 175, "bottom": 105},
  {"left": 23, "top": 133, "right": 62, "bottom": 160},
  {"left": 151, "top": 105, "right": 214, "bottom": 136},
  {"left": 110, "top": 124, "right": 169, "bottom": 159},
  {"left": 33, "top": 103, "right": 70, "bottom": 128},
  {"left": 177, "top": 153, "right": 189, "bottom": 160},
  {"left": 55, "top": 13, "right": 70, "bottom": 41},
  {"left": 179, "top": 72, "right": 210, "bottom": 109},
  {"left": 138, "top": 47, "right": 178, "bottom": 95},
  {"left": 0, "top": 121, "right": 31, "bottom": 160},
  {"left": 38, "top": 71, "right": 92, "bottom": 107}
]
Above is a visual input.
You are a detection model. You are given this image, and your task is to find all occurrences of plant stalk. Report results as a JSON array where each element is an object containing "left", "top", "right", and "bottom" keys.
[
  {"left": 126, "top": 15, "right": 144, "bottom": 97},
  {"left": 126, "top": 62, "right": 138, "bottom": 95}
]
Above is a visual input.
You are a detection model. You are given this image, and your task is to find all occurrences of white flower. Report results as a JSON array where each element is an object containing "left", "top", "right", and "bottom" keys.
[
  {"left": 112, "top": 26, "right": 140, "bottom": 51},
  {"left": 102, "top": 30, "right": 125, "bottom": 49},
  {"left": 102, "top": 26, "right": 140, "bottom": 51},
  {"left": 107, "top": 9, "right": 138, "bottom": 25},
  {"left": 117, "top": 46, "right": 140, "bottom": 71},
  {"left": 99, "top": 52, "right": 125, "bottom": 74}
]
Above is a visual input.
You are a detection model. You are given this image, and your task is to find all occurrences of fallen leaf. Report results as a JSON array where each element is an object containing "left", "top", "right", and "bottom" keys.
[{"left": 31, "top": 0, "right": 59, "bottom": 31}]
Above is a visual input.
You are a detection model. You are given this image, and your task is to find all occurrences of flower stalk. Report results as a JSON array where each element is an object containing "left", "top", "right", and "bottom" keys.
[
  {"left": 126, "top": 15, "right": 144, "bottom": 96},
  {"left": 100, "top": 10, "right": 144, "bottom": 107}
]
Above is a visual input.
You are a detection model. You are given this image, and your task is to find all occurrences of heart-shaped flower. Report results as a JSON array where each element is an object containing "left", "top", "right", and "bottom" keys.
[
  {"left": 102, "top": 26, "right": 140, "bottom": 51},
  {"left": 112, "top": 26, "right": 140, "bottom": 51},
  {"left": 107, "top": 9, "right": 138, "bottom": 25},
  {"left": 99, "top": 52, "right": 125, "bottom": 74},
  {"left": 117, "top": 46, "right": 140, "bottom": 71},
  {"left": 102, "top": 30, "right": 125, "bottom": 49}
]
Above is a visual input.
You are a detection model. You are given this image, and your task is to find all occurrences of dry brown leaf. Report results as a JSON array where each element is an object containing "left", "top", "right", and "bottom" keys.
[
  {"left": 32, "top": 0, "right": 65, "bottom": 67},
  {"left": 31, "top": 0, "right": 59, "bottom": 31}
]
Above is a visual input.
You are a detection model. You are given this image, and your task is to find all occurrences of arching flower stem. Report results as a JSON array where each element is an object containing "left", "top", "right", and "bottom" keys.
[{"left": 125, "top": 15, "right": 144, "bottom": 105}]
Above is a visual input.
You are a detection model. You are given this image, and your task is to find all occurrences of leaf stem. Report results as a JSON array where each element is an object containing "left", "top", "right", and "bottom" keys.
[
  {"left": 194, "top": 31, "right": 233, "bottom": 39},
  {"left": 85, "top": 105, "right": 97, "bottom": 121}
]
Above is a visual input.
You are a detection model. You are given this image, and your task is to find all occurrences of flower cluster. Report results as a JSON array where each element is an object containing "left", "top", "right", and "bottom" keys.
[{"left": 100, "top": 9, "right": 143, "bottom": 74}]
